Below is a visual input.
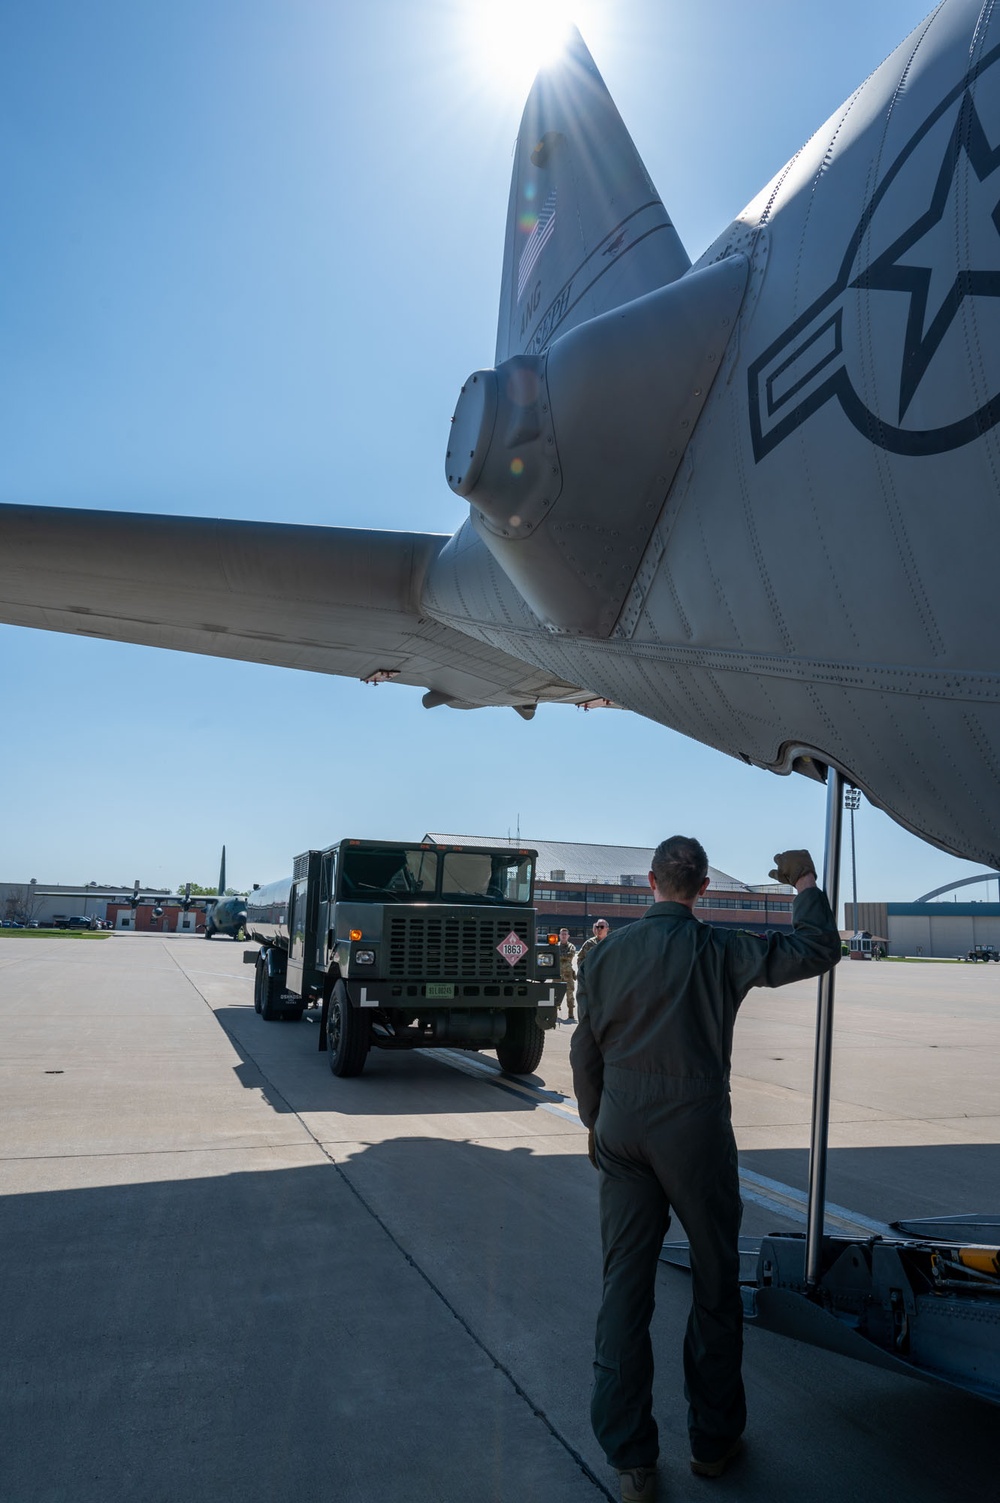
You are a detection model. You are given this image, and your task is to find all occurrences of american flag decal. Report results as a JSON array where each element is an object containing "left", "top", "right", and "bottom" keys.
[{"left": 517, "top": 190, "right": 557, "bottom": 302}]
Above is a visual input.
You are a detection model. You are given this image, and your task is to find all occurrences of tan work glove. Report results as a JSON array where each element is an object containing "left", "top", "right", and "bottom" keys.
[
  {"left": 769, "top": 849, "right": 817, "bottom": 886},
  {"left": 587, "top": 1128, "right": 598, "bottom": 1170}
]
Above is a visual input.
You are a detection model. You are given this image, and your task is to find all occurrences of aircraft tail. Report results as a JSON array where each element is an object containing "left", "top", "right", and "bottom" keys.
[
  {"left": 218, "top": 846, "right": 226, "bottom": 897},
  {"left": 495, "top": 28, "right": 690, "bottom": 363}
]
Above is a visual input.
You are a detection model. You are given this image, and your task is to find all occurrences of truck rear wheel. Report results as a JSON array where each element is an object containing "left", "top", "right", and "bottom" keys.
[
  {"left": 496, "top": 1009, "right": 545, "bottom": 1075},
  {"left": 259, "top": 958, "right": 298, "bottom": 1021},
  {"left": 327, "top": 981, "right": 371, "bottom": 1076},
  {"left": 258, "top": 961, "right": 279, "bottom": 1019}
]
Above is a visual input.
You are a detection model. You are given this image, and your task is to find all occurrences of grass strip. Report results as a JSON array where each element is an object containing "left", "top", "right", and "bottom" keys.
[
  {"left": 0, "top": 929, "right": 112, "bottom": 940},
  {"left": 885, "top": 955, "right": 961, "bottom": 963}
]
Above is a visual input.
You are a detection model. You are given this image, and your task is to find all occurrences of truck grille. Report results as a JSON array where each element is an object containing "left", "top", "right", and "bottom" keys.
[{"left": 386, "top": 915, "right": 531, "bottom": 980}]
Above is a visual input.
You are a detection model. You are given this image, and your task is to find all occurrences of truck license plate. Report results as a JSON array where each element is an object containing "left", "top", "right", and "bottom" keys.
[{"left": 426, "top": 983, "right": 454, "bottom": 999}]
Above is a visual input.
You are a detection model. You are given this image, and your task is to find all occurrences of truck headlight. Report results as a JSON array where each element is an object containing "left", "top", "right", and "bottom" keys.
[
  {"left": 537, "top": 952, "right": 555, "bottom": 968},
  {"left": 354, "top": 949, "right": 375, "bottom": 965}
]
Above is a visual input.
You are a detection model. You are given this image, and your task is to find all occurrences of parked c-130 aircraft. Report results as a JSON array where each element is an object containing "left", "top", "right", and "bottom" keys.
[{"left": 2, "top": 0, "right": 1000, "bottom": 867}]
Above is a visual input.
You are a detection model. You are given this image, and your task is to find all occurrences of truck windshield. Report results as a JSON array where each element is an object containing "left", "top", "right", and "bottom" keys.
[
  {"left": 440, "top": 852, "right": 533, "bottom": 904},
  {"left": 340, "top": 847, "right": 439, "bottom": 901}
]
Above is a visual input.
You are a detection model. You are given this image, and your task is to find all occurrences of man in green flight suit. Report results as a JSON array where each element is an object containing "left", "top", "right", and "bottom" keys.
[{"left": 570, "top": 837, "right": 840, "bottom": 1502}]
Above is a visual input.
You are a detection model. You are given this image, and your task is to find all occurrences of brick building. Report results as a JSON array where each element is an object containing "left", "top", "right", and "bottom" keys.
[{"left": 103, "top": 900, "right": 203, "bottom": 933}]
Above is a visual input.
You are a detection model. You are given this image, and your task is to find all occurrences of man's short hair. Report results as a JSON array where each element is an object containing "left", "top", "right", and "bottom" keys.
[{"left": 650, "top": 836, "right": 708, "bottom": 901}]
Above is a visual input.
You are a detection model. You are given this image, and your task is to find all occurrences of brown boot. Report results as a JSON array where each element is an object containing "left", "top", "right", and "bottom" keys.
[
  {"left": 618, "top": 1467, "right": 656, "bottom": 1501},
  {"left": 690, "top": 1437, "right": 743, "bottom": 1478}
]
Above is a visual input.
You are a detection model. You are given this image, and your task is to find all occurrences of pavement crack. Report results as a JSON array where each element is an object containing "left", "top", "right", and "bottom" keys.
[{"left": 327, "top": 1155, "right": 615, "bottom": 1501}]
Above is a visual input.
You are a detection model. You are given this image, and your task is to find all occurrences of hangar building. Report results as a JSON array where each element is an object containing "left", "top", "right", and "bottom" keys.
[{"left": 847, "top": 901, "right": 1000, "bottom": 958}]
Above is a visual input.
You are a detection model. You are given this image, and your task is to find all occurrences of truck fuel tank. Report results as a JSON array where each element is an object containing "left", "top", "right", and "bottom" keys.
[{"left": 429, "top": 1009, "right": 507, "bottom": 1046}]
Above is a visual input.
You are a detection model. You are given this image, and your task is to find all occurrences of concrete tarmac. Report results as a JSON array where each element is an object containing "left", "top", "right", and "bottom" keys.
[{"left": 1, "top": 935, "right": 998, "bottom": 1502}]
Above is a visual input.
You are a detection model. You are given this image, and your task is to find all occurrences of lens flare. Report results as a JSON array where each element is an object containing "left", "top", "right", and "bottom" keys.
[
  {"left": 510, "top": 457, "right": 525, "bottom": 476},
  {"left": 466, "top": 0, "right": 575, "bottom": 93}
]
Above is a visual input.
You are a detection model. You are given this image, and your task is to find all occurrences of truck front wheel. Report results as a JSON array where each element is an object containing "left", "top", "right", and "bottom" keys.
[
  {"left": 327, "top": 981, "right": 371, "bottom": 1077},
  {"left": 496, "top": 1009, "right": 545, "bottom": 1075}
]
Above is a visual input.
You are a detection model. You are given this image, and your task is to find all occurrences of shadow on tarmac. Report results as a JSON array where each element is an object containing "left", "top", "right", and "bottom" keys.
[
  {"left": 1, "top": 1152, "right": 600, "bottom": 1503},
  {"left": 213, "top": 1005, "right": 555, "bottom": 1118},
  {"left": 3, "top": 1139, "right": 999, "bottom": 1503}
]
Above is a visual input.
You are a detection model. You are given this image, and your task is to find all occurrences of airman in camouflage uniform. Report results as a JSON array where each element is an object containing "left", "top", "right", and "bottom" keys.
[
  {"left": 577, "top": 918, "right": 611, "bottom": 976},
  {"left": 557, "top": 927, "right": 577, "bottom": 1020}
]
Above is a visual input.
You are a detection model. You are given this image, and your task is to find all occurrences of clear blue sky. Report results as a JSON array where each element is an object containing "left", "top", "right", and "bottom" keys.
[{"left": 1, "top": 0, "right": 984, "bottom": 905}]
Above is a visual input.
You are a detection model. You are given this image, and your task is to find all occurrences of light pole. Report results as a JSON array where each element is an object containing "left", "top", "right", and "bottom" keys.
[{"left": 845, "top": 786, "right": 861, "bottom": 941}]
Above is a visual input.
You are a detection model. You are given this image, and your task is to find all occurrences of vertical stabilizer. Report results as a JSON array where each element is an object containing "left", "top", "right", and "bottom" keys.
[
  {"left": 218, "top": 845, "right": 226, "bottom": 896},
  {"left": 496, "top": 29, "right": 690, "bottom": 363}
]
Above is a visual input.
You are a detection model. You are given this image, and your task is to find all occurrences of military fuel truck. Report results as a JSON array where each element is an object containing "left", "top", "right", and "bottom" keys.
[{"left": 243, "top": 838, "right": 564, "bottom": 1076}]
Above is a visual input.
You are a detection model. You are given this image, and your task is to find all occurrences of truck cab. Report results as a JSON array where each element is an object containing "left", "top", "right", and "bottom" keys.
[{"left": 244, "top": 839, "right": 564, "bottom": 1076}]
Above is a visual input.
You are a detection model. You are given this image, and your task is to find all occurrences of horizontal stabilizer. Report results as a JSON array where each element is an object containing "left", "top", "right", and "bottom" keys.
[
  {"left": 0, "top": 505, "right": 585, "bottom": 709},
  {"left": 892, "top": 1215, "right": 1000, "bottom": 1243},
  {"left": 754, "top": 1285, "right": 1000, "bottom": 1403},
  {"left": 496, "top": 28, "right": 690, "bottom": 363}
]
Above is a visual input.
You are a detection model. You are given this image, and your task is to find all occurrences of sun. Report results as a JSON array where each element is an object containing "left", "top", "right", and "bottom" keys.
[{"left": 464, "top": 0, "right": 577, "bottom": 94}]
